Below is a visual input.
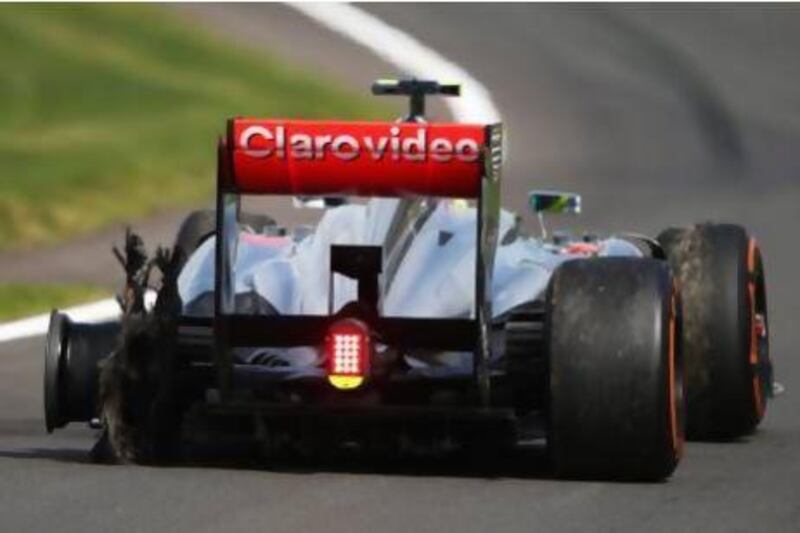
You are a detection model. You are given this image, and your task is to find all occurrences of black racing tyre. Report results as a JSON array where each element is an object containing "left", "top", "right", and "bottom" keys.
[
  {"left": 174, "top": 209, "right": 276, "bottom": 266},
  {"left": 658, "top": 223, "right": 770, "bottom": 440},
  {"left": 174, "top": 209, "right": 215, "bottom": 261},
  {"left": 547, "top": 257, "right": 684, "bottom": 481},
  {"left": 44, "top": 312, "right": 120, "bottom": 433},
  {"left": 44, "top": 311, "right": 69, "bottom": 433}
]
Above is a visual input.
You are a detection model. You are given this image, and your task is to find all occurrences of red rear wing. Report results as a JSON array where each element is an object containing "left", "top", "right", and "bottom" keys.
[{"left": 224, "top": 119, "right": 492, "bottom": 198}]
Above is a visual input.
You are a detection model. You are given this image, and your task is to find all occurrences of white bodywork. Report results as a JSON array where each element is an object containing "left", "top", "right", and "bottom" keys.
[{"left": 179, "top": 199, "right": 642, "bottom": 324}]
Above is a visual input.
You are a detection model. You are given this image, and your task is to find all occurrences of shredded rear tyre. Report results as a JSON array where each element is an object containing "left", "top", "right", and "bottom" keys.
[{"left": 97, "top": 234, "right": 186, "bottom": 464}]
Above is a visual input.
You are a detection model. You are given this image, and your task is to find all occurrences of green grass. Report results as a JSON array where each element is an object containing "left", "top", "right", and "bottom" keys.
[
  {"left": 0, "top": 4, "right": 387, "bottom": 250},
  {"left": 0, "top": 284, "right": 109, "bottom": 321}
]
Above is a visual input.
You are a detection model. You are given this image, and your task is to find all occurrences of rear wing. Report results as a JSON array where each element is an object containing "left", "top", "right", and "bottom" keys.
[
  {"left": 213, "top": 117, "right": 502, "bottom": 406},
  {"left": 220, "top": 119, "right": 494, "bottom": 198}
]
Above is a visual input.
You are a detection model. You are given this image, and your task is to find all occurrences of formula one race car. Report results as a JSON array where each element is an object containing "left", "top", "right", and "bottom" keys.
[{"left": 43, "top": 79, "right": 773, "bottom": 481}]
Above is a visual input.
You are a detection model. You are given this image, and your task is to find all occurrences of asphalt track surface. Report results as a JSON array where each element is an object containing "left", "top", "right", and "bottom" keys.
[{"left": 2, "top": 5, "right": 800, "bottom": 532}]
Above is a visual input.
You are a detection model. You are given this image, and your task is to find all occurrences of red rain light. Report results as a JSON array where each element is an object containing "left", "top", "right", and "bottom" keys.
[{"left": 326, "top": 319, "right": 371, "bottom": 388}]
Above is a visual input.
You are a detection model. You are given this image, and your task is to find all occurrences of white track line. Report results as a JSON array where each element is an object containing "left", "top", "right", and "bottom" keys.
[
  {"left": 0, "top": 291, "right": 156, "bottom": 344},
  {"left": 288, "top": 3, "right": 502, "bottom": 124},
  {"left": 0, "top": 299, "right": 118, "bottom": 343},
  {"left": 0, "top": 3, "right": 501, "bottom": 344}
]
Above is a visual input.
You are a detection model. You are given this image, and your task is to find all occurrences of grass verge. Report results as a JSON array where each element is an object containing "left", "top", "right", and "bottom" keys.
[
  {"left": 0, "top": 4, "right": 387, "bottom": 251},
  {"left": 0, "top": 284, "right": 109, "bottom": 321}
]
